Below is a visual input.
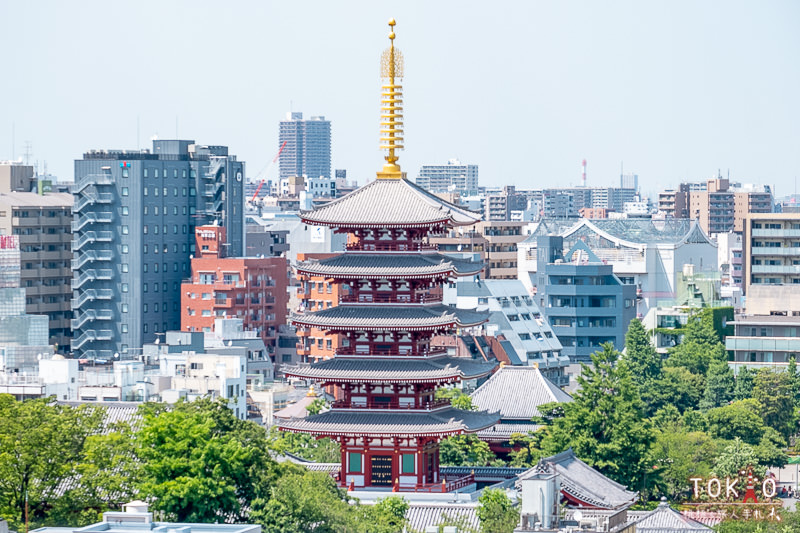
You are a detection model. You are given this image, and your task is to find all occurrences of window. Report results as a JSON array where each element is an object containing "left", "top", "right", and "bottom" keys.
[
  {"left": 163, "top": 187, "right": 168, "bottom": 196},
  {"left": 122, "top": 168, "right": 129, "bottom": 178},
  {"left": 173, "top": 169, "right": 178, "bottom": 178},
  {"left": 182, "top": 187, "right": 187, "bottom": 197},
  {"left": 154, "top": 169, "right": 159, "bottom": 178},
  {"left": 122, "top": 225, "right": 129, "bottom": 235},
  {"left": 143, "top": 284, "right": 148, "bottom": 292},
  {"left": 349, "top": 453, "right": 362, "bottom": 473},
  {"left": 143, "top": 206, "right": 148, "bottom": 215},
  {"left": 154, "top": 187, "right": 159, "bottom": 197},
  {"left": 143, "top": 225, "right": 148, "bottom": 234},
  {"left": 143, "top": 187, "right": 148, "bottom": 196},
  {"left": 122, "top": 244, "right": 129, "bottom": 254},
  {"left": 121, "top": 187, "right": 129, "bottom": 196},
  {"left": 143, "top": 323, "right": 148, "bottom": 333},
  {"left": 143, "top": 244, "right": 148, "bottom": 254},
  {"left": 202, "top": 310, "right": 212, "bottom": 317},
  {"left": 154, "top": 283, "right": 159, "bottom": 292},
  {"left": 154, "top": 263, "right": 159, "bottom": 273},
  {"left": 189, "top": 187, "right": 196, "bottom": 197},
  {"left": 153, "top": 303, "right": 159, "bottom": 312},
  {"left": 163, "top": 282, "right": 167, "bottom": 292},
  {"left": 122, "top": 263, "right": 129, "bottom": 273},
  {"left": 121, "top": 324, "right": 128, "bottom": 333},
  {"left": 402, "top": 454, "right": 415, "bottom": 474},
  {"left": 173, "top": 225, "right": 178, "bottom": 234},
  {"left": 154, "top": 225, "right": 159, "bottom": 235},
  {"left": 143, "top": 303, "right": 148, "bottom": 312},
  {"left": 121, "top": 206, "right": 129, "bottom": 215},
  {"left": 154, "top": 206, "right": 159, "bottom": 215},
  {"left": 122, "top": 303, "right": 128, "bottom": 313},
  {"left": 121, "top": 283, "right": 129, "bottom": 293}
]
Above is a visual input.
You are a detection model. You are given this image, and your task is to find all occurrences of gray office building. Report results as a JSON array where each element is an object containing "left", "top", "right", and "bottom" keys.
[
  {"left": 535, "top": 236, "right": 637, "bottom": 363},
  {"left": 278, "top": 112, "right": 331, "bottom": 180},
  {"left": 72, "top": 140, "right": 244, "bottom": 359}
]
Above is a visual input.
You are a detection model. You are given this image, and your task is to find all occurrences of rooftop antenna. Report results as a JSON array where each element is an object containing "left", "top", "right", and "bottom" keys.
[{"left": 22, "top": 141, "right": 32, "bottom": 166}]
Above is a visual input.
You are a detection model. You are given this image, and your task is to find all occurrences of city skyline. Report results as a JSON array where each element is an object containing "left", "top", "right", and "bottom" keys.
[{"left": 1, "top": 1, "right": 798, "bottom": 199}]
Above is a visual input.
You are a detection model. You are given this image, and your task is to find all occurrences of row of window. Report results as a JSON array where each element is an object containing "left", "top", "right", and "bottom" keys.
[
  {"left": 143, "top": 225, "right": 188, "bottom": 235},
  {"left": 121, "top": 186, "right": 195, "bottom": 197}
]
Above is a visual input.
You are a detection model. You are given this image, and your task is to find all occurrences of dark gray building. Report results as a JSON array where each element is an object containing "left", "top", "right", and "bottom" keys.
[
  {"left": 536, "top": 236, "right": 636, "bottom": 363},
  {"left": 72, "top": 140, "right": 244, "bottom": 359},
  {"left": 278, "top": 112, "right": 331, "bottom": 180}
]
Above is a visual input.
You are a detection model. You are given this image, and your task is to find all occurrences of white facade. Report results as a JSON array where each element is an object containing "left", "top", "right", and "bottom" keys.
[
  {"left": 160, "top": 352, "right": 247, "bottom": 420},
  {"left": 518, "top": 219, "right": 719, "bottom": 316},
  {"left": 444, "top": 278, "right": 569, "bottom": 387}
]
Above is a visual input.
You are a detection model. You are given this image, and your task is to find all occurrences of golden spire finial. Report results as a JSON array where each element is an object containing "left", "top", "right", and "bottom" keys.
[{"left": 377, "top": 18, "right": 405, "bottom": 180}]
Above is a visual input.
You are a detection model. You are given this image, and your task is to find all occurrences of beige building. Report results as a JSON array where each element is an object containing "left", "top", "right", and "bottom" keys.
[
  {"left": 0, "top": 192, "right": 73, "bottom": 349},
  {"left": 743, "top": 213, "right": 800, "bottom": 295},
  {"left": 429, "top": 220, "right": 527, "bottom": 279},
  {"left": 0, "top": 161, "right": 36, "bottom": 193}
]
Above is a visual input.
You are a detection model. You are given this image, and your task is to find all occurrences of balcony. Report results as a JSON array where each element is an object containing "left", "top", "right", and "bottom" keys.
[
  {"left": 334, "top": 347, "right": 448, "bottom": 357},
  {"left": 345, "top": 242, "right": 438, "bottom": 252},
  {"left": 339, "top": 293, "right": 441, "bottom": 304},
  {"left": 751, "top": 265, "right": 800, "bottom": 275},
  {"left": 331, "top": 398, "right": 450, "bottom": 410},
  {"left": 751, "top": 229, "right": 800, "bottom": 237},
  {"left": 750, "top": 247, "right": 800, "bottom": 256}
]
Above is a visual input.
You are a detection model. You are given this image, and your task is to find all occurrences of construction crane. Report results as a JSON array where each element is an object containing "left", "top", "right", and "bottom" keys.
[{"left": 250, "top": 141, "right": 287, "bottom": 202}]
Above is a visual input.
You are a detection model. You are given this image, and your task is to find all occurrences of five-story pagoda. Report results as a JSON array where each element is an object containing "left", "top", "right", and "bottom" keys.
[{"left": 278, "top": 20, "right": 499, "bottom": 492}]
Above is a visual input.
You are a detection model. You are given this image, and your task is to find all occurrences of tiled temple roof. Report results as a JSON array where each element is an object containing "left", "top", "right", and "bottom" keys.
[
  {"left": 278, "top": 407, "right": 500, "bottom": 437},
  {"left": 300, "top": 178, "right": 481, "bottom": 228},
  {"left": 470, "top": 366, "right": 572, "bottom": 420},
  {"left": 296, "top": 252, "right": 483, "bottom": 279},
  {"left": 283, "top": 355, "right": 496, "bottom": 383},
  {"left": 517, "top": 448, "right": 638, "bottom": 510},
  {"left": 291, "top": 304, "right": 488, "bottom": 331}
]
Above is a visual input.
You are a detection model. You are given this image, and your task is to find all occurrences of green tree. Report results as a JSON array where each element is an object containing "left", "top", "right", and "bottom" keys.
[
  {"left": 365, "top": 496, "right": 409, "bottom": 533},
  {"left": 136, "top": 398, "right": 276, "bottom": 523},
  {"left": 706, "top": 399, "right": 765, "bottom": 445},
  {"left": 754, "top": 427, "right": 789, "bottom": 469},
  {"left": 507, "top": 430, "right": 546, "bottom": 467},
  {"left": 649, "top": 422, "right": 718, "bottom": 501},
  {"left": 250, "top": 468, "right": 356, "bottom": 533},
  {"left": 477, "top": 488, "right": 519, "bottom": 533},
  {"left": 48, "top": 420, "right": 141, "bottom": 526},
  {"left": 733, "top": 367, "right": 755, "bottom": 401},
  {"left": 540, "top": 344, "right": 654, "bottom": 488},
  {"left": 267, "top": 426, "right": 341, "bottom": 463},
  {"left": 752, "top": 369, "right": 796, "bottom": 439},
  {"left": 440, "top": 434, "right": 496, "bottom": 466},
  {"left": 306, "top": 397, "right": 328, "bottom": 415},
  {"left": 666, "top": 311, "right": 727, "bottom": 376},
  {"left": 624, "top": 318, "right": 662, "bottom": 387},
  {"left": 0, "top": 395, "right": 104, "bottom": 530},
  {"left": 788, "top": 355, "right": 800, "bottom": 406},
  {"left": 712, "top": 438, "right": 763, "bottom": 479},
  {"left": 699, "top": 360, "right": 735, "bottom": 410},
  {"left": 436, "top": 387, "right": 475, "bottom": 411},
  {"left": 641, "top": 366, "right": 704, "bottom": 416}
]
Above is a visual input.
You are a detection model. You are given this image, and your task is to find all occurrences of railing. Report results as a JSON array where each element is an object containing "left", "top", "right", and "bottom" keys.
[
  {"left": 71, "top": 309, "right": 114, "bottom": 329},
  {"left": 345, "top": 242, "right": 438, "bottom": 252},
  {"left": 72, "top": 212, "right": 113, "bottom": 232},
  {"left": 73, "top": 231, "right": 113, "bottom": 251},
  {"left": 73, "top": 268, "right": 113, "bottom": 289},
  {"left": 334, "top": 347, "right": 448, "bottom": 357},
  {"left": 331, "top": 399, "right": 450, "bottom": 410},
  {"left": 339, "top": 294, "right": 441, "bottom": 304},
  {"left": 396, "top": 474, "right": 475, "bottom": 493},
  {"left": 72, "top": 250, "right": 113, "bottom": 270}
]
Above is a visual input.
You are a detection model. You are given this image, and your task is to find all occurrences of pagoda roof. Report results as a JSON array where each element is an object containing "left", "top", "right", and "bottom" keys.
[
  {"left": 282, "top": 355, "right": 496, "bottom": 383},
  {"left": 278, "top": 407, "right": 500, "bottom": 437},
  {"left": 300, "top": 178, "right": 482, "bottom": 229},
  {"left": 295, "top": 252, "right": 483, "bottom": 279},
  {"left": 291, "top": 304, "right": 488, "bottom": 331}
]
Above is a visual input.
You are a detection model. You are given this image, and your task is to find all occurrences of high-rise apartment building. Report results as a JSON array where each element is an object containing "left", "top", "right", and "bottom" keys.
[
  {"left": 72, "top": 139, "right": 244, "bottom": 359},
  {"left": 742, "top": 213, "right": 800, "bottom": 295},
  {"left": 415, "top": 159, "right": 479, "bottom": 194},
  {"left": 0, "top": 192, "right": 73, "bottom": 349},
  {"left": 659, "top": 178, "right": 772, "bottom": 234},
  {"left": 278, "top": 112, "right": 331, "bottom": 180}
]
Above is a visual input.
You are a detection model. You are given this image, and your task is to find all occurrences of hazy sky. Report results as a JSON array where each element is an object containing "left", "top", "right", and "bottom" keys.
[{"left": 1, "top": 1, "right": 798, "bottom": 198}]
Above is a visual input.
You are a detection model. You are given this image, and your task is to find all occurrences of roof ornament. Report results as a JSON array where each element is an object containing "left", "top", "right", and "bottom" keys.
[{"left": 377, "top": 18, "right": 405, "bottom": 180}]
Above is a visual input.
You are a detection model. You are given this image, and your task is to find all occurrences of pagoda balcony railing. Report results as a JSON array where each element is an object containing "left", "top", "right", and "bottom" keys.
[
  {"left": 339, "top": 294, "right": 441, "bottom": 304},
  {"left": 331, "top": 399, "right": 450, "bottom": 411},
  {"left": 334, "top": 347, "right": 448, "bottom": 357},
  {"left": 345, "top": 242, "right": 438, "bottom": 252},
  {"left": 340, "top": 474, "right": 475, "bottom": 493}
]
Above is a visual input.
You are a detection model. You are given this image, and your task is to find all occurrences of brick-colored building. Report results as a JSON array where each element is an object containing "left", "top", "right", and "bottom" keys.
[{"left": 181, "top": 225, "right": 288, "bottom": 357}]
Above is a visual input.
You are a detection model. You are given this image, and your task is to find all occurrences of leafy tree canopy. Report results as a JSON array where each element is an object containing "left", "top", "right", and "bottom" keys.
[{"left": 477, "top": 488, "right": 519, "bottom": 533}]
